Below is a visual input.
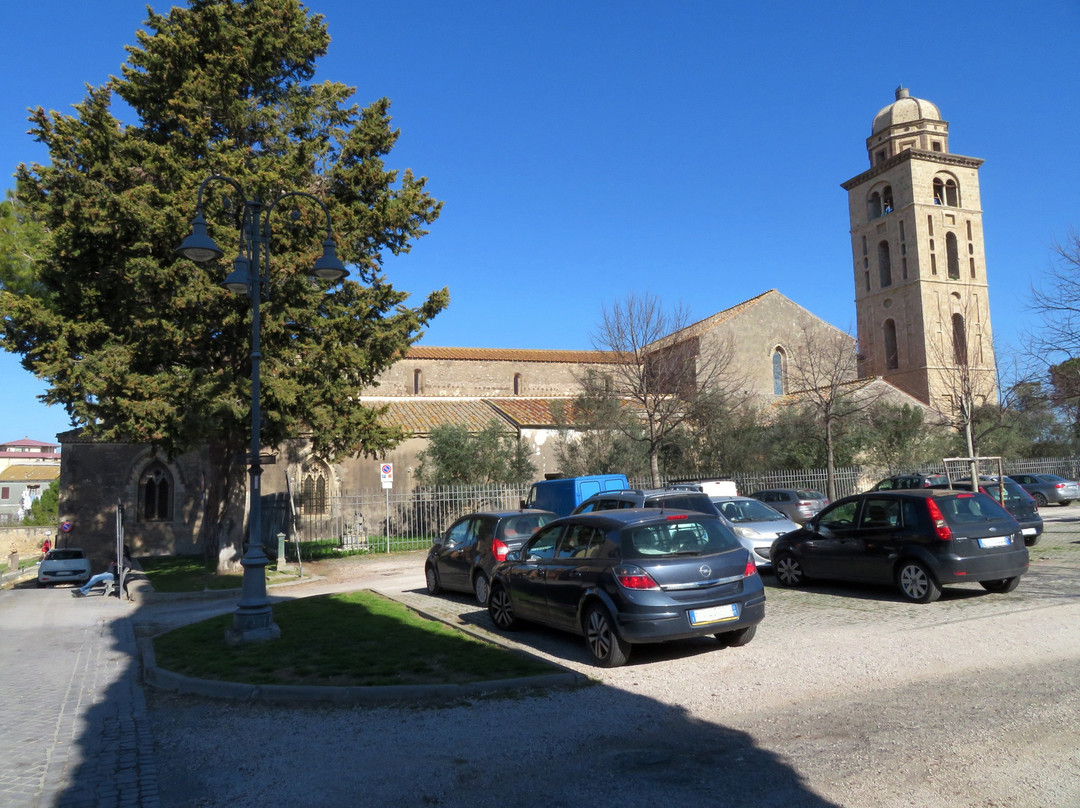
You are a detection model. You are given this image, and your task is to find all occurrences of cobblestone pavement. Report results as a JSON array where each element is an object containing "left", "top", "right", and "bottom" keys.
[{"left": 0, "top": 588, "right": 158, "bottom": 807}]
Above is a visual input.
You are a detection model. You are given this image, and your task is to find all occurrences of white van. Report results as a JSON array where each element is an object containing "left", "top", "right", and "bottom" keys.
[{"left": 669, "top": 479, "right": 738, "bottom": 498}]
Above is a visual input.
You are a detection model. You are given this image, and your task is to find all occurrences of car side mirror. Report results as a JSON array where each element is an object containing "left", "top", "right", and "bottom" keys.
[{"left": 506, "top": 549, "right": 522, "bottom": 562}]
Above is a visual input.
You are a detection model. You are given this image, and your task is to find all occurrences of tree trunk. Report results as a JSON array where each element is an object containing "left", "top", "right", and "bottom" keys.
[
  {"left": 825, "top": 417, "right": 837, "bottom": 501},
  {"left": 197, "top": 439, "right": 248, "bottom": 573},
  {"left": 649, "top": 450, "right": 662, "bottom": 488}
]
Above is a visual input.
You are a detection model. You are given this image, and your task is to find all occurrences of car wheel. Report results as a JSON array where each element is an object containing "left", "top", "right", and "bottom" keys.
[
  {"left": 980, "top": 577, "right": 1020, "bottom": 594},
  {"left": 473, "top": 572, "right": 490, "bottom": 605},
  {"left": 1033, "top": 492, "right": 1048, "bottom": 507},
  {"left": 715, "top": 625, "right": 757, "bottom": 647},
  {"left": 897, "top": 560, "right": 941, "bottom": 603},
  {"left": 773, "top": 552, "right": 805, "bottom": 587},
  {"left": 487, "top": 585, "right": 520, "bottom": 631},
  {"left": 1059, "top": 499, "right": 1072, "bottom": 506},
  {"left": 1024, "top": 533, "right": 1041, "bottom": 547},
  {"left": 424, "top": 564, "right": 441, "bottom": 595},
  {"left": 36, "top": 580, "right": 45, "bottom": 589},
  {"left": 584, "top": 603, "right": 630, "bottom": 667}
]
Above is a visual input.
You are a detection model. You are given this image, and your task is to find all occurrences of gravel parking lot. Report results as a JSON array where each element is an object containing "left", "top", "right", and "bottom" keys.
[{"left": 147, "top": 515, "right": 1080, "bottom": 808}]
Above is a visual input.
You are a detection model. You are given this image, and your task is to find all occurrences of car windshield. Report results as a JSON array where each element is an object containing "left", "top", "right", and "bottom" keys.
[
  {"left": 46, "top": 549, "right": 84, "bottom": 561},
  {"left": 621, "top": 517, "right": 740, "bottom": 558},
  {"left": 717, "top": 499, "right": 785, "bottom": 522},
  {"left": 938, "top": 493, "right": 1012, "bottom": 525}
]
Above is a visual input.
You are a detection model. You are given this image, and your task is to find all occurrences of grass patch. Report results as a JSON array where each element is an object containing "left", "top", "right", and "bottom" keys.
[
  {"left": 139, "top": 554, "right": 303, "bottom": 593},
  {"left": 152, "top": 590, "right": 557, "bottom": 686}
]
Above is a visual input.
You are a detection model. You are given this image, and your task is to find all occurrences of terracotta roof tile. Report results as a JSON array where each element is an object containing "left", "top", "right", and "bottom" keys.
[
  {"left": 406, "top": 346, "right": 617, "bottom": 364},
  {"left": 379, "top": 400, "right": 512, "bottom": 435}
]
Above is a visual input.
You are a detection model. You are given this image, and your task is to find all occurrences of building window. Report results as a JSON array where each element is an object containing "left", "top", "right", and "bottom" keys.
[
  {"left": 933, "top": 176, "right": 960, "bottom": 207},
  {"left": 772, "top": 348, "right": 787, "bottom": 396},
  {"left": 970, "top": 257, "right": 976, "bottom": 278},
  {"left": 513, "top": 373, "right": 523, "bottom": 395},
  {"left": 902, "top": 256, "right": 908, "bottom": 280},
  {"left": 882, "top": 186, "right": 893, "bottom": 213},
  {"left": 883, "top": 319, "right": 899, "bottom": 370},
  {"left": 300, "top": 463, "right": 329, "bottom": 515},
  {"left": 927, "top": 215, "right": 934, "bottom": 236},
  {"left": 139, "top": 463, "right": 173, "bottom": 522},
  {"left": 864, "top": 270, "right": 871, "bottom": 292},
  {"left": 932, "top": 141, "right": 942, "bottom": 152},
  {"left": 878, "top": 241, "right": 892, "bottom": 287},
  {"left": 868, "top": 191, "right": 882, "bottom": 220},
  {"left": 1, "top": 487, "right": 8, "bottom": 500},
  {"left": 946, "top": 232, "right": 960, "bottom": 279},
  {"left": 952, "top": 313, "right": 968, "bottom": 365},
  {"left": 412, "top": 369, "right": 423, "bottom": 395}
]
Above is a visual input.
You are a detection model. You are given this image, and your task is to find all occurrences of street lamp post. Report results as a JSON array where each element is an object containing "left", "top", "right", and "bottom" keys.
[{"left": 177, "top": 174, "right": 347, "bottom": 643}]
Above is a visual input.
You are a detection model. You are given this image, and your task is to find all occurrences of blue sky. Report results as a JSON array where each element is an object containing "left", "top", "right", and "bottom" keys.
[{"left": 2, "top": 0, "right": 1078, "bottom": 443}]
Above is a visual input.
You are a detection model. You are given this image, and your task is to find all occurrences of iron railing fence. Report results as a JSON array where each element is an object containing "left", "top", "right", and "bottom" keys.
[{"left": 278, "top": 457, "right": 1080, "bottom": 553}]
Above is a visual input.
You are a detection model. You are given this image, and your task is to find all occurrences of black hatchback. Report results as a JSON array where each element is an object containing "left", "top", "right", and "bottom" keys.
[
  {"left": 770, "top": 490, "right": 1029, "bottom": 603},
  {"left": 487, "top": 509, "right": 766, "bottom": 666},
  {"left": 425, "top": 510, "right": 556, "bottom": 604}
]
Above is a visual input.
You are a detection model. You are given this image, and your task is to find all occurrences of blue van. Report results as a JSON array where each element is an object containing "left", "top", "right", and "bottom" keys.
[{"left": 523, "top": 474, "right": 629, "bottom": 517}]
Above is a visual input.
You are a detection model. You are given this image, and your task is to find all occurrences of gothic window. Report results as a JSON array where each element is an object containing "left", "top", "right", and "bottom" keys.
[
  {"left": 882, "top": 186, "right": 893, "bottom": 213},
  {"left": 952, "top": 313, "right": 968, "bottom": 366},
  {"left": 946, "top": 232, "right": 960, "bottom": 279},
  {"left": 413, "top": 368, "right": 423, "bottom": 395},
  {"left": 772, "top": 348, "right": 787, "bottom": 396},
  {"left": 139, "top": 463, "right": 173, "bottom": 522},
  {"left": 878, "top": 241, "right": 892, "bottom": 287},
  {"left": 300, "top": 463, "right": 329, "bottom": 515},
  {"left": 883, "top": 319, "right": 899, "bottom": 370}
]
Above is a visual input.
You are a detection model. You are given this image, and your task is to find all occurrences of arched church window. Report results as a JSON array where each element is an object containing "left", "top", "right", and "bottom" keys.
[
  {"left": 878, "top": 241, "right": 892, "bottom": 287},
  {"left": 413, "top": 368, "right": 423, "bottom": 395},
  {"left": 883, "top": 320, "right": 899, "bottom": 370},
  {"left": 139, "top": 463, "right": 173, "bottom": 522},
  {"left": 300, "top": 462, "right": 329, "bottom": 515},
  {"left": 952, "top": 313, "right": 968, "bottom": 366},
  {"left": 946, "top": 233, "right": 960, "bottom": 279},
  {"left": 772, "top": 348, "right": 787, "bottom": 396},
  {"left": 513, "top": 373, "right": 523, "bottom": 395},
  {"left": 882, "top": 186, "right": 893, "bottom": 213},
  {"left": 933, "top": 176, "right": 961, "bottom": 207}
]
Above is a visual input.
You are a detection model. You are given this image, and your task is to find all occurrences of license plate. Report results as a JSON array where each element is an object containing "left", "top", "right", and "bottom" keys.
[
  {"left": 1021, "top": 528, "right": 1037, "bottom": 536},
  {"left": 978, "top": 536, "right": 1010, "bottom": 548},
  {"left": 688, "top": 603, "right": 738, "bottom": 625}
]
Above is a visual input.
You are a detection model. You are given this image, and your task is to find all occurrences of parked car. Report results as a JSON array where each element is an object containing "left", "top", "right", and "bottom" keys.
[
  {"left": 749, "top": 488, "right": 829, "bottom": 523},
  {"left": 870, "top": 473, "right": 950, "bottom": 490},
  {"left": 711, "top": 496, "right": 799, "bottom": 567},
  {"left": 771, "top": 489, "right": 1029, "bottom": 603},
  {"left": 37, "top": 548, "right": 91, "bottom": 588},
  {"left": 571, "top": 488, "right": 720, "bottom": 516},
  {"left": 950, "top": 478, "right": 1043, "bottom": 546},
  {"left": 1008, "top": 473, "right": 1080, "bottom": 507},
  {"left": 487, "top": 509, "right": 766, "bottom": 666},
  {"left": 425, "top": 510, "right": 556, "bottom": 604}
]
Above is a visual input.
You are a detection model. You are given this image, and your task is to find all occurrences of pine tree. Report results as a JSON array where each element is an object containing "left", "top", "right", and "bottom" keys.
[{"left": 1, "top": 0, "right": 448, "bottom": 568}]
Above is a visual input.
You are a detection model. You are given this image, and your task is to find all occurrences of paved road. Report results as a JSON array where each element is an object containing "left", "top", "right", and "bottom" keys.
[{"left": 2, "top": 514, "right": 1078, "bottom": 807}]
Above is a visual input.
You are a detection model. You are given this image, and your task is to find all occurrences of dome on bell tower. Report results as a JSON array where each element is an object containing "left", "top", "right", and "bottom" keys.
[{"left": 872, "top": 86, "right": 942, "bottom": 134}]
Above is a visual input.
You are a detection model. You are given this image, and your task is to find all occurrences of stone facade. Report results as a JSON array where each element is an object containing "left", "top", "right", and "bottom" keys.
[{"left": 843, "top": 87, "right": 997, "bottom": 412}]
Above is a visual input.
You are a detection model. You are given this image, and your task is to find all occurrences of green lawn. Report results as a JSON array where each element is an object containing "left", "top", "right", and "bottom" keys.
[
  {"left": 152, "top": 590, "right": 560, "bottom": 687},
  {"left": 138, "top": 554, "right": 304, "bottom": 592}
]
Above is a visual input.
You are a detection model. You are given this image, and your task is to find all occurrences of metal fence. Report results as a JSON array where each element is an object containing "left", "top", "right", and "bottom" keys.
[{"left": 278, "top": 456, "right": 1080, "bottom": 553}]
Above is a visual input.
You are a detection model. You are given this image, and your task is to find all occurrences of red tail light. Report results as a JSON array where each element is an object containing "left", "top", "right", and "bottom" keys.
[
  {"left": 743, "top": 558, "right": 758, "bottom": 578},
  {"left": 492, "top": 538, "right": 509, "bottom": 562},
  {"left": 1055, "top": 483, "right": 1066, "bottom": 489},
  {"left": 613, "top": 564, "right": 660, "bottom": 590},
  {"left": 926, "top": 499, "right": 953, "bottom": 541}
]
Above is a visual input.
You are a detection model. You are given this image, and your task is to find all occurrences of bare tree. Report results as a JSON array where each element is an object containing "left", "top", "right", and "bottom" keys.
[
  {"left": 1028, "top": 232, "right": 1080, "bottom": 360},
  {"left": 786, "top": 323, "right": 880, "bottom": 499},
  {"left": 588, "top": 292, "right": 739, "bottom": 486}
]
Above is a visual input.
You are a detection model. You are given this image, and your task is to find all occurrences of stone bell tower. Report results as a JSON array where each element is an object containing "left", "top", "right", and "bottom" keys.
[{"left": 842, "top": 87, "right": 997, "bottom": 416}]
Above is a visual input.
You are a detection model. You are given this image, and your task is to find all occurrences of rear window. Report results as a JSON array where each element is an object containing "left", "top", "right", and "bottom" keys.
[
  {"left": 937, "top": 493, "right": 1013, "bottom": 525},
  {"left": 499, "top": 514, "right": 552, "bottom": 540},
  {"left": 621, "top": 517, "right": 740, "bottom": 558},
  {"left": 796, "top": 490, "right": 825, "bottom": 500},
  {"left": 45, "top": 549, "right": 85, "bottom": 561},
  {"left": 646, "top": 494, "right": 714, "bottom": 513},
  {"left": 981, "top": 482, "right": 1031, "bottom": 504}
]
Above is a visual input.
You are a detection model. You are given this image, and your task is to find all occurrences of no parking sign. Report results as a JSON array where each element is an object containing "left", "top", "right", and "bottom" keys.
[{"left": 380, "top": 463, "right": 393, "bottom": 489}]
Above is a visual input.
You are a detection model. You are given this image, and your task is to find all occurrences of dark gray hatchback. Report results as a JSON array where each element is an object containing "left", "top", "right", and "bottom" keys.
[
  {"left": 771, "top": 490, "right": 1029, "bottom": 603},
  {"left": 487, "top": 509, "right": 766, "bottom": 666}
]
